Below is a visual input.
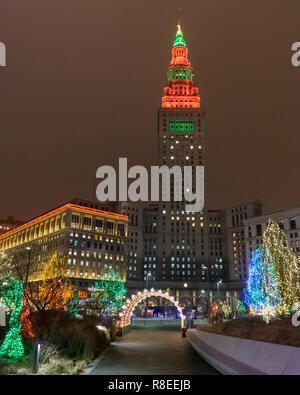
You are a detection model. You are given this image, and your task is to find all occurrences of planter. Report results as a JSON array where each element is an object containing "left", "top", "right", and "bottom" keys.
[
  {"left": 187, "top": 329, "right": 300, "bottom": 375},
  {"left": 117, "top": 325, "right": 132, "bottom": 337}
]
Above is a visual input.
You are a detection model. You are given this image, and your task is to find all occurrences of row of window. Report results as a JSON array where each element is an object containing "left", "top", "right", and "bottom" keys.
[{"left": 71, "top": 214, "right": 126, "bottom": 236}]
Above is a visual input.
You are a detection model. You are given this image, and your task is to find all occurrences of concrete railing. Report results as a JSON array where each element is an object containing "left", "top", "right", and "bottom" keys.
[
  {"left": 132, "top": 319, "right": 181, "bottom": 327},
  {"left": 187, "top": 329, "right": 300, "bottom": 375},
  {"left": 132, "top": 318, "right": 208, "bottom": 327}
]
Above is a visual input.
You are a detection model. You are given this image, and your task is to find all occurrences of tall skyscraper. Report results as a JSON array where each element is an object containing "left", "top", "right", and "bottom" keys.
[{"left": 143, "top": 25, "right": 224, "bottom": 287}]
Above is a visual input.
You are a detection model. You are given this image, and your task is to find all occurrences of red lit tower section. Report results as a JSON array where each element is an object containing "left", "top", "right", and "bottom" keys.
[{"left": 162, "top": 25, "right": 200, "bottom": 109}]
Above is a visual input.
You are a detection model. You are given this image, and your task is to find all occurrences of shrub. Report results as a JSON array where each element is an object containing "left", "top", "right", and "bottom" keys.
[
  {"left": 38, "top": 355, "right": 87, "bottom": 375},
  {"left": 31, "top": 311, "right": 110, "bottom": 361},
  {"left": 102, "top": 316, "right": 119, "bottom": 341}
]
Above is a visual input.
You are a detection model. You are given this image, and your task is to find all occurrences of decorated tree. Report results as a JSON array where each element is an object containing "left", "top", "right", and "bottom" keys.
[
  {"left": 221, "top": 302, "right": 232, "bottom": 319},
  {"left": 0, "top": 251, "right": 36, "bottom": 342},
  {"left": 20, "top": 288, "right": 35, "bottom": 339},
  {"left": 30, "top": 254, "right": 73, "bottom": 312},
  {"left": 94, "top": 269, "right": 127, "bottom": 315},
  {"left": 263, "top": 220, "right": 300, "bottom": 316},
  {"left": 0, "top": 250, "right": 37, "bottom": 290},
  {"left": 70, "top": 291, "right": 78, "bottom": 318},
  {"left": 236, "top": 300, "right": 247, "bottom": 316},
  {"left": 210, "top": 302, "right": 219, "bottom": 319},
  {"left": 0, "top": 275, "right": 24, "bottom": 359},
  {"left": 244, "top": 247, "right": 281, "bottom": 323}
]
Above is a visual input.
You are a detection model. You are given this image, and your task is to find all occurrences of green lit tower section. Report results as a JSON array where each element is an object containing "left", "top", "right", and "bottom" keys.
[{"left": 155, "top": 24, "right": 208, "bottom": 285}]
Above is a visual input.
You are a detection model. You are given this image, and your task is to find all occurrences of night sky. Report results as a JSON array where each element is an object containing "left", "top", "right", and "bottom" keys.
[{"left": 1, "top": 0, "right": 300, "bottom": 221}]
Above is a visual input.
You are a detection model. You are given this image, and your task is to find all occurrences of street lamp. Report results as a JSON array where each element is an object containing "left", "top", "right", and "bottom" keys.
[
  {"left": 145, "top": 272, "right": 152, "bottom": 318},
  {"left": 202, "top": 266, "right": 209, "bottom": 294},
  {"left": 202, "top": 266, "right": 210, "bottom": 316},
  {"left": 25, "top": 246, "right": 31, "bottom": 285},
  {"left": 217, "top": 280, "right": 223, "bottom": 296},
  {"left": 146, "top": 272, "right": 151, "bottom": 289},
  {"left": 183, "top": 282, "right": 188, "bottom": 288}
]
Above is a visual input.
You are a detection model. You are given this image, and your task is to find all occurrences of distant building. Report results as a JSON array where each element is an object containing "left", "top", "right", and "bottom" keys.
[
  {"left": 224, "top": 201, "right": 263, "bottom": 281},
  {"left": 110, "top": 202, "right": 144, "bottom": 282},
  {"left": 143, "top": 205, "right": 159, "bottom": 283},
  {"left": 69, "top": 198, "right": 144, "bottom": 283},
  {"left": 207, "top": 210, "right": 226, "bottom": 283},
  {"left": 0, "top": 203, "right": 128, "bottom": 289},
  {"left": 225, "top": 203, "right": 300, "bottom": 284},
  {"left": 0, "top": 216, "right": 24, "bottom": 235},
  {"left": 244, "top": 206, "right": 300, "bottom": 265}
]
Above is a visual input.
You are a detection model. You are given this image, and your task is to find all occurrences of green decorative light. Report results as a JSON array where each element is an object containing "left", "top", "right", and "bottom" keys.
[
  {"left": 237, "top": 300, "right": 247, "bottom": 315},
  {"left": 173, "top": 24, "right": 186, "bottom": 47},
  {"left": 94, "top": 269, "right": 127, "bottom": 311},
  {"left": 0, "top": 277, "right": 24, "bottom": 359},
  {"left": 170, "top": 120, "right": 194, "bottom": 132},
  {"left": 70, "top": 291, "right": 78, "bottom": 318},
  {"left": 167, "top": 67, "right": 193, "bottom": 82}
]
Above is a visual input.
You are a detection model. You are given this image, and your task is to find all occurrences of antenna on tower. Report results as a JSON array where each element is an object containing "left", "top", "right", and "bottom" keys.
[{"left": 177, "top": 6, "right": 182, "bottom": 26}]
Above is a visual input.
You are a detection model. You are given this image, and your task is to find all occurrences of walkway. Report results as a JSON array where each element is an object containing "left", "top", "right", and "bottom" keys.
[{"left": 90, "top": 326, "right": 219, "bottom": 375}]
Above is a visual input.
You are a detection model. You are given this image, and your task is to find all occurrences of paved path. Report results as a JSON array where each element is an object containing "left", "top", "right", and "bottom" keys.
[{"left": 91, "top": 326, "right": 219, "bottom": 375}]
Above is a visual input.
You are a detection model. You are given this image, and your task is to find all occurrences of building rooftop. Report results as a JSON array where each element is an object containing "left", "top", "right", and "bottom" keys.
[{"left": 0, "top": 203, "right": 128, "bottom": 240}]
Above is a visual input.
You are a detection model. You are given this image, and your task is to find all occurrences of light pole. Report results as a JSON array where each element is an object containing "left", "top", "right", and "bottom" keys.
[
  {"left": 203, "top": 266, "right": 209, "bottom": 316},
  {"left": 145, "top": 272, "right": 152, "bottom": 318},
  {"left": 146, "top": 272, "right": 151, "bottom": 289},
  {"left": 203, "top": 266, "right": 209, "bottom": 294},
  {"left": 217, "top": 280, "right": 222, "bottom": 296},
  {"left": 25, "top": 246, "right": 31, "bottom": 286}
]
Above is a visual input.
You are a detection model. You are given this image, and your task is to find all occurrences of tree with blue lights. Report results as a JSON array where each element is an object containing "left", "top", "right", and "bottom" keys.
[{"left": 244, "top": 247, "right": 281, "bottom": 323}]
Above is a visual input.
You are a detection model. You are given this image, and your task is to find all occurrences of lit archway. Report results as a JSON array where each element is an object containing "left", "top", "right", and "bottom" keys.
[{"left": 119, "top": 288, "right": 186, "bottom": 328}]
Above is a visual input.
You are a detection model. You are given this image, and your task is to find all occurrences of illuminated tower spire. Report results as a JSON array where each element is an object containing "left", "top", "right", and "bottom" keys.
[
  {"left": 162, "top": 24, "right": 200, "bottom": 109},
  {"left": 173, "top": 23, "right": 186, "bottom": 47}
]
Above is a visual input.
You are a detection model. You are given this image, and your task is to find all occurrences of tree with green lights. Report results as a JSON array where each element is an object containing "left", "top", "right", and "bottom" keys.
[
  {"left": 236, "top": 300, "right": 247, "bottom": 316},
  {"left": 94, "top": 269, "right": 127, "bottom": 314},
  {"left": 263, "top": 220, "right": 300, "bottom": 316},
  {"left": 70, "top": 291, "right": 78, "bottom": 318},
  {"left": 0, "top": 275, "right": 24, "bottom": 359}
]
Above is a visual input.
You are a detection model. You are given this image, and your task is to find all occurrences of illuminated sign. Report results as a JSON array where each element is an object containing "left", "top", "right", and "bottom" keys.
[{"left": 85, "top": 287, "right": 105, "bottom": 292}]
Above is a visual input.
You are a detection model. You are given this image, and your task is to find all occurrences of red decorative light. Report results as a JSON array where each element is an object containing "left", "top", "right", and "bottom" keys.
[
  {"left": 20, "top": 289, "right": 35, "bottom": 339},
  {"left": 162, "top": 25, "right": 200, "bottom": 109}
]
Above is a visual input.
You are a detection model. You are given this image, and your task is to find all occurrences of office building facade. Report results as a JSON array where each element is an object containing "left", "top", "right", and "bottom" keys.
[{"left": 0, "top": 203, "right": 128, "bottom": 288}]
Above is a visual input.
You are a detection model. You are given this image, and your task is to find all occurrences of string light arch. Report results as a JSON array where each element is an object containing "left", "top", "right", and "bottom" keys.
[{"left": 119, "top": 289, "right": 186, "bottom": 328}]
